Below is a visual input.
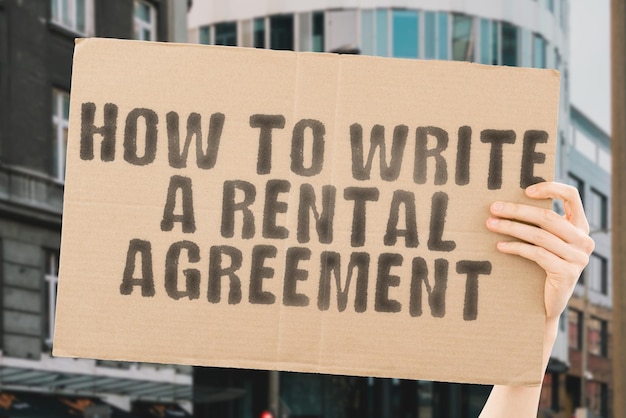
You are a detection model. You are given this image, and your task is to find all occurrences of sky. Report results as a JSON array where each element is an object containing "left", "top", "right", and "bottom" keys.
[{"left": 569, "top": 0, "right": 611, "bottom": 133}]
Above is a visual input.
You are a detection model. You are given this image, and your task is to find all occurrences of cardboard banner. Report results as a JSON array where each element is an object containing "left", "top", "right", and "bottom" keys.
[{"left": 54, "top": 38, "right": 560, "bottom": 386}]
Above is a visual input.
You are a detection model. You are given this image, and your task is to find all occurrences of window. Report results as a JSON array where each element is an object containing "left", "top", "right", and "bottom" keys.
[
  {"left": 215, "top": 22, "right": 237, "bottom": 46},
  {"left": 588, "top": 253, "right": 609, "bottom": 295},
  {"left": 589, "top": 189, "right": 608, "bottom": 230},
  {"left": 51, "top": 0, "right": 92, "bottom": 35},
  {"left": 361, "top": 10, "right": 375, "bottom": 56},
  {"left": 52, "top": 89, "right": 70, "bottom": 180},
  {"left": 44, "top": 251, "right": 60, "bottom": 347},
  {"left": 491, "top": 21, "right": 500, "bottom": 65},
  {"left": 588, "top": 317, "right": 608, "bottom": 357},
  {"left": 567, "top": 173, "right": 585, "bottom": 203},
  {"left": 586, "top": 381, "right": 609, "bottom": 418},
  {"left": 199, "top": 26, "right": 211, "bottom": 44},
  {"left": 568, "top": 308, "right": 582, "bottom": 350},
  {"left": 254, "top": 18, "right": 266, "bottom": 48},
  {"left": 479, "top": 19, "right": 491, "bottom": 64},
  {"left": 270, "top": 15, "right": 294, "bottom": 50},
  {"left": 437, "top": 12, "right": 449, "bottom": 59},
  {"left": 392, "top": 10, "right": 418, "bottom": 58},
  {"left": 134, "top": 0, "right": 157, "bottom": 41},
  {"left": 375, "top": 9, "right": 388, "bottom": 57},
  {"left": 501, "top": 22, "right": 518, "bottom": 66},
  {"left": 452, "top": 14, "right": 474, "bottom": 61},
  {"left": 424, "top": 12, "right": 436, "bottom": 59},
  {"left": 312, "top": 12, "right": 324, "bottom": 52},
  {"left": 533, "top": 34, "right": 546, "bottom": 68}
]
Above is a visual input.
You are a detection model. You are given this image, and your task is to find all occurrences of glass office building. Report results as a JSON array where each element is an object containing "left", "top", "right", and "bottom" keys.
[
  {"left": 188, "top": 1, "right": 571, "bottom": 417},
  {"left": 188, "top": 0, "right": 570, "bottom": 182},
  {"left": 190, "top": 3, "right": 566, "bottom": 68}
]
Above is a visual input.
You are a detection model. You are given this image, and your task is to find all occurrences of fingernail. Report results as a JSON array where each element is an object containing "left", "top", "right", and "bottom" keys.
[
  {"left": 497, "top": 241, "right": 508, "bottom": 249},
  {"left": 527, "top": 185, "right": 537, "bottom": 195},
  {"left": 492, "top": 202, "right": 503, "bottom": 212},
  {"left": 488, "top": 217, "right": 499, "bottom": 226}
]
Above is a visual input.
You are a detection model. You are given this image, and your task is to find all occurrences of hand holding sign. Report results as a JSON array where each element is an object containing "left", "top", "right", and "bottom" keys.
[
  {"left": 486, "top": 181, "right": 594, "bottom": 319},
  {"left": 481, "top": 181, "right": 594, "bottom": 417}
]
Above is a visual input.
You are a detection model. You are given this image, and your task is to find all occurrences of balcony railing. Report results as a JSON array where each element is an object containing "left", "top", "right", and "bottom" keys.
[{"left": 0, "top": 163, "right": 64, "bottom": 215}]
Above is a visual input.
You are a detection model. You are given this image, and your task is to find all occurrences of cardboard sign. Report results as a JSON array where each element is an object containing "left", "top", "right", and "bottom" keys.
[{"left": 54, "top": 38, "right": 560, "bottom": 386}]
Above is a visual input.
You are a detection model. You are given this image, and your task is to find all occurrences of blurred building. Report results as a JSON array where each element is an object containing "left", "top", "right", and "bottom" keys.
[
  {"left": 0, "top": 0, "right": 192, "bottom": 415},
  {"left": 187, "top": 0, "right": 572, "bottom": 417},
  {"left": 562, "top": 106, "right": 612, "bottom": 418}
]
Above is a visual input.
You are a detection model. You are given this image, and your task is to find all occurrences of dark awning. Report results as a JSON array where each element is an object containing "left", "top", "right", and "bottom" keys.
[
  {"left": 546, "top": 357, "right": 569, "bottom": 374},
  {"left": 0, "top": 366, "right": 190, "bottom": 401},
  {"left": 54, "top": 395, "right": 138, "bottom": 418},
  {"left": 132, "top": 402, "right": 192, "bottom": 418},
  {"left": 0, "top": 391, "right": 94, "bottom": 418},
  {"left": 0, "top": 391, "right": 50, "bottom": 418},
  {"left": 0, "top": 391, "right": 140, "bottom": 418}
]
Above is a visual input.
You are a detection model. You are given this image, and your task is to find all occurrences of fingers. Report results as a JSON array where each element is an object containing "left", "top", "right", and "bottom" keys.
[
  {"left": 525, "top": 181, "right": 589, "bottom": 234},
  {"left": 495, "top": 240, "right": 584, "bottom": 281},
  {"left": 485, "top": 181, "right": 595, "bottom": 268},
  {"left": 488, "top": 181, "right": 595, "bottom": 322},
  {"left": 486, "top": 215, "right": 591, "bottom": 279},
  {"left": 497, "top": 240, "right": 583, "bottom": 319},
  {"left": 487, "top": 201, "right": 594, "bottom": 255},
  {"left": 485, "top": 216, "right": 589, "bottom": 264}
]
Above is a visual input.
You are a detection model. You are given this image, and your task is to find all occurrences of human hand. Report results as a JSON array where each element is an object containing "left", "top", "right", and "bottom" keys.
[
  {"left": 479, "top": 182, "right": 594, "bottom": 417},
  {"left": 485, "top": 181, "right": 595, "bottom": 320}
]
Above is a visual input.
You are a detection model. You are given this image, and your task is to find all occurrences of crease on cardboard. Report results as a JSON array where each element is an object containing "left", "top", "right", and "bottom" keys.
[
  {"left": 276, "top": 50, "right": 301, "bottom": 367},
  {"left": 316, "top": 52, "right": 344, "bottom": 371}
]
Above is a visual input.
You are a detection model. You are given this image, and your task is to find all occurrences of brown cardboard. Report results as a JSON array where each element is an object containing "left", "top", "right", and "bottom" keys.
[{"left": 53, "top": 38, "right": 560, "bottom": 386}]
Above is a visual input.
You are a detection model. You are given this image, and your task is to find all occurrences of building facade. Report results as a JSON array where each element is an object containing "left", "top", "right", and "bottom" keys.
[
  {"left": 564, "top": 106, "right": 612, "bottom": 418},
  {"left": 0, "top": 0, "right": 192, "bottom": 415},
  {"left": 187, "top": 1, "right": 573, "bottom": 417}
]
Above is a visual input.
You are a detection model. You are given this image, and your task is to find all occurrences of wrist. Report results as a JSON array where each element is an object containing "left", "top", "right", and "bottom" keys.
[
  {"left": 542, "top": 316, "right": 560, "bottom": 369},
  {"left": 545, "top": 316, "right": 559, "bottom": 342}
]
